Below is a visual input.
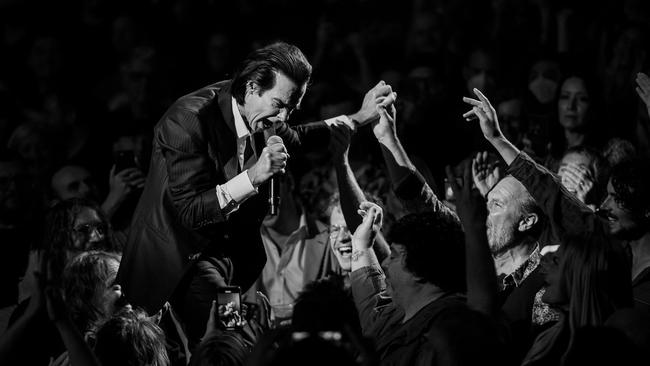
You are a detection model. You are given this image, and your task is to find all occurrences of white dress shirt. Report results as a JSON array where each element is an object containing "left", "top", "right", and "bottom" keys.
[
  {"left": 215, "top": 97, "right": 353, "bottom": 216},
  {"left": 213, "top": 98, "right": 259, "bottom": 215}
]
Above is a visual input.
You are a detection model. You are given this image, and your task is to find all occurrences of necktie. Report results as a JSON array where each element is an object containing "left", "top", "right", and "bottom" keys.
[{"left": 242, "top": 135, "right": 256, "bottom": 171}]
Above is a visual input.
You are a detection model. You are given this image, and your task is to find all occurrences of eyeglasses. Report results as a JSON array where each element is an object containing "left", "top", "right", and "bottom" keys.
[{"left": 73, "top": 223, "right": 107, "bottom": 237}]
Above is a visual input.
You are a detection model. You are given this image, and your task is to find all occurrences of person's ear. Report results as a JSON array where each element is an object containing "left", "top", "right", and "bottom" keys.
[{"left": 518, "top": 213, "right": 538, "bottom": 232}]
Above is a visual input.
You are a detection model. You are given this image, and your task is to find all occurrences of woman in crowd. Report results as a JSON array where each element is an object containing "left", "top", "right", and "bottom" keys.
[
  {"left": 522, "top": 230, "right": 633, "bottom": 365},
  {"left": 547, "top": 75, "right": 603, "bottom": 170},
  {"left": 556, "top": 145, "right": 607, "bottom": 210},
  {"left": 63, "top": 251, "right": 124, "bottom": 339}
]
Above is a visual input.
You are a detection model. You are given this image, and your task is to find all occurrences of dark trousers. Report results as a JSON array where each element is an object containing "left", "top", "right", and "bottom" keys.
[{"left": 171, "top": 254, "right": 233, "bottom": 351}]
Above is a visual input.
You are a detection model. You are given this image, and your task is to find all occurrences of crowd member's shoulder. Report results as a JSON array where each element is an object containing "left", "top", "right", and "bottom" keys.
[{"left": 423, "top": 297, "right": 506, "bottom": 364}]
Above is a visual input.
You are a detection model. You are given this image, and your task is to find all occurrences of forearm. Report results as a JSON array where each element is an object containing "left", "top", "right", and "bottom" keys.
[
  {"left": 488, "top": 136, "right": 520, "bottom": 166},
  {"left": 101, "top": 193, "right": 123, "bottom": 219},
  {"left": 464, "top": 223, "right": 498, "bottom": 316},
  {"left": 378, "top": 136, "right": 417, "bottom": 183},
  {"left": 380, "top": 137, "right": 458, "bottom": 221},
  {"left": 350, "top": 247, "right": 380, "bottom": 273},
  {"left": 373, "top": 233, "right": 390, "bottom": 264},
  {"left": 334, "top": 156, "right": 366, "bottom": 232},
  {"left": 378, "top": 136, "right": 437, "bottom": 212},
  {"left": 350, "top": 264, "right": 387, "bottom": 333},
  {"left": 508, "top": 152, "right": 601, "bottom": 239}
]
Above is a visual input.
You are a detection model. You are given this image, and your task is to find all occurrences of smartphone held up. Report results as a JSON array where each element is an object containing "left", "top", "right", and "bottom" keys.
[{"left": 217, "top": 286, "right": 243, "bottom": 330}]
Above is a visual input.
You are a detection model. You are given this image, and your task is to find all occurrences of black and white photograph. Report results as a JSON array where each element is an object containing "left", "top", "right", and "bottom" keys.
[{"left": 1, "top": 0, "right": 650, "bottom": 365}]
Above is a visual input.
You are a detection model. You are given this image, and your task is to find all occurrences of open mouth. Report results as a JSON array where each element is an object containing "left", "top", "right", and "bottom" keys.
[{"left": 337, "top": 246, "right": 352, "bottom": 257}]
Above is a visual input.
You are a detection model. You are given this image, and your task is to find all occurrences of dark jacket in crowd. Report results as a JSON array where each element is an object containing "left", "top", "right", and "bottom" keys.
[{"left": 351, "top": 266, "right": 502, "bottom": 366}]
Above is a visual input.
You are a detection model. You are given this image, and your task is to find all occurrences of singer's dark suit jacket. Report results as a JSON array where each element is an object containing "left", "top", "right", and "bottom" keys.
[{"left": 116, "top": 80, "right": 329, "bottom": 313}]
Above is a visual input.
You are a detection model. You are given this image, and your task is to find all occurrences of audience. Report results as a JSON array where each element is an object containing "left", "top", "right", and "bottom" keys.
[
  {"left": 522, "top": 231, "right": 632, "bottom": 365},
  {"left": 62, "top": 251, "right": 124, "bottom": 337},
  {"left": 599, "top": 158, "right": 650, "bottom": 312},
  {"left": 244, "top": 170, "right": 341, "bottom": 322},
  {"left": 557, "top": 145, "right": 606, "bottom": 209},
  {"left": 2, "top": 1, "right": 650, "bottom": 364}
]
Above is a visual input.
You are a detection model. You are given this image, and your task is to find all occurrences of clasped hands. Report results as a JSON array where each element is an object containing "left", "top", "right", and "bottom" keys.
[{"left": 346, "top": 80, "right": 398, "bottom": 132}]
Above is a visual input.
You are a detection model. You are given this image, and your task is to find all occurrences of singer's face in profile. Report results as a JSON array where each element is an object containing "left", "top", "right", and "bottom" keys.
[{"left": 244, "top": 71, "right": 306, "bottom": 132}]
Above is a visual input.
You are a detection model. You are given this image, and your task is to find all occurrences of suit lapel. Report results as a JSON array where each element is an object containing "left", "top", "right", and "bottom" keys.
[{"left": 207, "top": 82, "right": 238, "bottom": 179}]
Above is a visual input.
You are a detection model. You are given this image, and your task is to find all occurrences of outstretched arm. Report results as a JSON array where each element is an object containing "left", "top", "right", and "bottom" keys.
[
  {"left": 330, "top": 125, "right": 390, "bottom": 261},
  {"left": 447, "top": 164, "right": 497, "bottom": 316},
  {"left": 331, "top": 125, "right": 366, "bottom": 232},
  {"left": 349, "top": 203, "right": 392, "bottom": 335},
  {"left": 373, "top": 103, "right": 458, "bottom": 222},
  {"left": 462, "top": 88, "right": 519, "bottom": 165},
  {"left": 462, "top": 88, "right": 604, "bottom": 240}
]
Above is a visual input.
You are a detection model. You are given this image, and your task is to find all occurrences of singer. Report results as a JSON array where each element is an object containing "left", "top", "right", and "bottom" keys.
[{"left": 116, "top": 41, "right": 395, "bottom": 347}]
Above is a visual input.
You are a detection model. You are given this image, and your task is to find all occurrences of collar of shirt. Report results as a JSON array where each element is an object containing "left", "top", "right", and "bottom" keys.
[
  {"left": 285, "top": 213, "right": 309, "bottom": 244},
  {"left": 499, "top": 244, "right": 541, "bottom": 290},
  {"left": 232, "top": 97, "right": 250, "bottom": 140},
  {"left": 262, "top": 212, "right": 310, "bottom": 248}
]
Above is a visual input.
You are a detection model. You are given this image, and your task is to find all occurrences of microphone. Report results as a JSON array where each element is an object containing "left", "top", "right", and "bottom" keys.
[{"left": 264, "top": 128, "right": 281, "bottom": 216}]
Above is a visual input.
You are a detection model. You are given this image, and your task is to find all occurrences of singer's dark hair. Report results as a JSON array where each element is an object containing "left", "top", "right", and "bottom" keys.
[{"left": 230, "top": 42, "right": 312, "bottom": 105}]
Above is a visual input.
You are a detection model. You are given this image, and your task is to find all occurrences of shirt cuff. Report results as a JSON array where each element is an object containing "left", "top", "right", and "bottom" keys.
[
  {"left": 325, "top": 115, "right": 356, "bottom": 130},
  {"left": 215, "top": 171, "right": 258, "bottom": 211},
  {"left": 227, "top": 170, "right": 258, "bottom": 203}
]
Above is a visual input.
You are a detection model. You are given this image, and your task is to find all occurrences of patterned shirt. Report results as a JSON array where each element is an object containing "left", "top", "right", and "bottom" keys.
[{"left": 498, "top": 245, "right": 541, "bottom": 292}]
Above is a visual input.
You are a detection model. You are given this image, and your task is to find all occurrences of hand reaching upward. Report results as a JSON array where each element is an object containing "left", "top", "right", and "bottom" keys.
[
  {"left": 462, "top": 88, "right": 504, "bottom": 141},
  {"left": 472, "top": 151, "right": 502, "bottom": 197},
  {"left": 373, "top": 104, "right": 397, "bottom": 142},
  {"left": 462, "top": 88, "right": 520, "bottom": 166}
]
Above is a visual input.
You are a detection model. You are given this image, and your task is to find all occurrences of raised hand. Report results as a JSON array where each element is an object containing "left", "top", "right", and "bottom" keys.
[
  {"left": 636, "top": 72, "right": 650, "bottom": 118},
  {"left": 446, "top": 163, "right": 487, "bottom": 231},
  {"left": 472, "top": 151, "right": 502, "bottom": 197},
  {"left": 558, "top": 163, "right": 594, "bottom": 203},
  {"left": 351, "top": 202, "right": 383, "bottom": 251},
  {"left": 373, "top": 104, "right": 397, "bottom": 142},
  {"left": 352, "top": 80, "right": 397, "bottom": 127},
  {"left": 107, "top": 167, "right": 145, "bottom": 202},
  {"left": 247, "top": 136, "right": 289, "bottom": 187},
  {"left": 462, "top": 88, "right": 504, "bottom": 141}
]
